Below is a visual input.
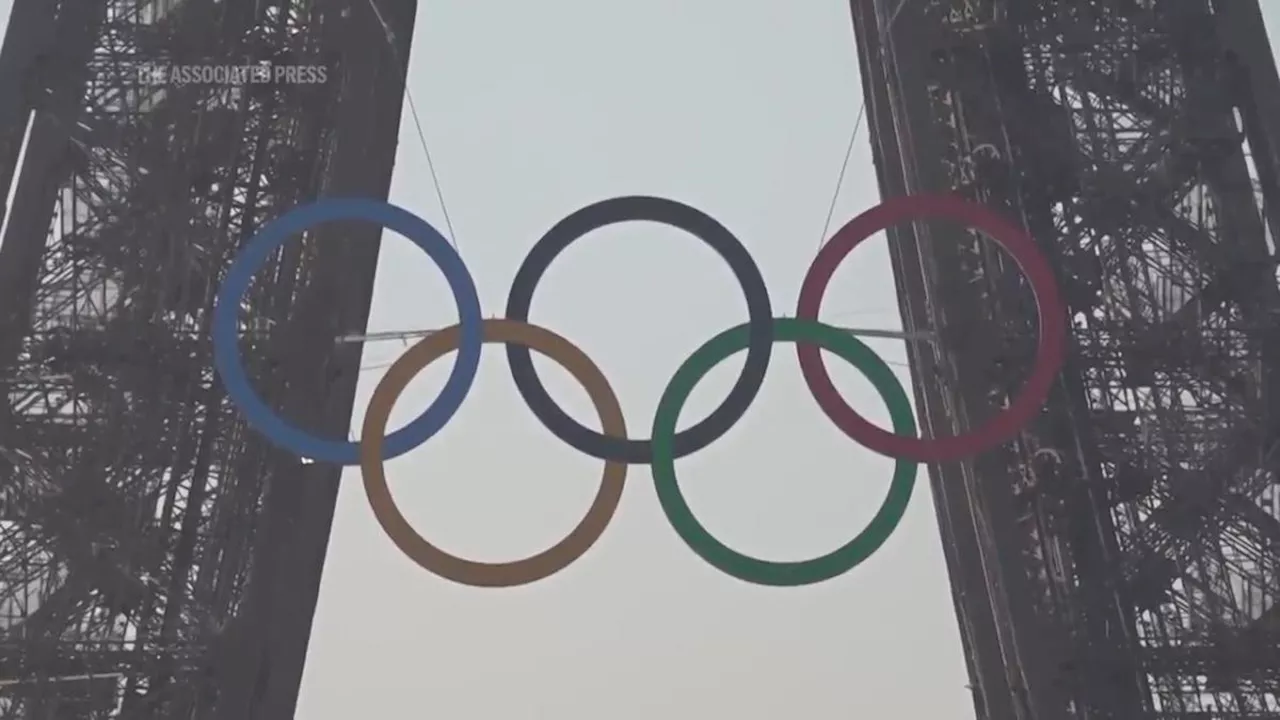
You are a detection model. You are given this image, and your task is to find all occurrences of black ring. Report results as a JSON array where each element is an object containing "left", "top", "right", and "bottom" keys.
[{"left": 505, "top": 195, "right": 774, "bottom": 464}]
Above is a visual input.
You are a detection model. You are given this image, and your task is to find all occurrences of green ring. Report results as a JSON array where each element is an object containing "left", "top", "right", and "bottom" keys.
[{"left": 651, "top": 318, "right": 919, "bottom": 586}]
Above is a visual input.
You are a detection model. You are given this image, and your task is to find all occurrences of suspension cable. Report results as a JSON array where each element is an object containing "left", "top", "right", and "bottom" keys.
[{"left": 358, "top": 0, "right": 462, "bottom": 252}]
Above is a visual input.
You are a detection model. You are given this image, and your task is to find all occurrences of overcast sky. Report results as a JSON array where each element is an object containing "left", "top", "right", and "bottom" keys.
[
  {"left": 5, "top": 1, "right": 1279, "bottom": 718},
  {"left": 289, "top": 3, "right": 1280, "bottom": 717},
  {"left": 299, "top": 2, "right": 970, "bottom": 717}
]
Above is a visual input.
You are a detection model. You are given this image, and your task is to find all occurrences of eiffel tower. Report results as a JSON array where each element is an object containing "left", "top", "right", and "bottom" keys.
[
  {"left": 850, "top": 0, "right": 1280, "bottom": 717},
  {"left": 0, "top": 0, "right": 415, "bottom": 716},
  {"left": 1, "top": 0, "right": 1278, "bottom": 718}
]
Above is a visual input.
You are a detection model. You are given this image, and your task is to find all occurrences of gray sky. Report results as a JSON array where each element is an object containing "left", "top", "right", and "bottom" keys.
[
  {"left": 300, "top": 2, "right": 970, "bottom": 717},
  {"left": 299, "top": 3, "right": 1280, "bottom": 717},
  {"left": 6, "top": 1, "right": 1279, "bottom": 718}
]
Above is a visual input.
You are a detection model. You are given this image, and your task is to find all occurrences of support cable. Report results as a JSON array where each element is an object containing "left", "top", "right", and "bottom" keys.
[
  {"left": 359, "top": 0, "right": 462, "bottom": 252},
  {"left": 815, "top": 99, "right": 866, "bottom": 255},
  {"left": 815, "top": 0, "right": 884, "bottom": 257}
]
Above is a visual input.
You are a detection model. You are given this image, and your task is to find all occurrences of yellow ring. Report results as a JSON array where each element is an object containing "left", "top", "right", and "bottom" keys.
[{"left": 359, "top": 319, "right": 628, "bottom": 587}]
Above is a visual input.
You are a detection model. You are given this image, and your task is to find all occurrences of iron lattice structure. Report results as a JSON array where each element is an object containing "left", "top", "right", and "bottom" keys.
[
  {"left": 851, "top": 0, "right": 1280, "bottom": 717},
  {"left": 0, "top": 0, "right": 416, "bottom": 717}
]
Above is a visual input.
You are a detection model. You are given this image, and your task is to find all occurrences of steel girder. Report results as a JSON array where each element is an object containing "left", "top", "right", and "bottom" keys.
[
  {"left": 0, "top": 0, "right": 416, "bottom": 717},
  {"left": 852, "top": 0, "right": 1280, "bottom": 717}
]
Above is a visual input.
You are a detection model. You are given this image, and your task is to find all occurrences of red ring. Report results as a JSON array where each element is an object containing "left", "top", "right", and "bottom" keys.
[{"left": 796, "top": 194, "right": 1066, "bottom": 463}]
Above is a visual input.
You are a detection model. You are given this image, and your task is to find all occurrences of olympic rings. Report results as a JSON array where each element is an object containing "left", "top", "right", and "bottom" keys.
[
  {"left": 213, "top": 193, "right": 1065, "bottom": 587},
  {"left": 652, "top": 318, "right": 918, "bottom": 586},
  {"left": 212, "top": 198, "right": 483, "bottom": 465},
  {"left": 796, "top": 194, "right": 1066, "bottom": 463},
  {"left": 360, "top": 320, "right": 628, "bottom": 587},
  {"left": 505, "top": 196, "right": 773, "bottom": 464}
]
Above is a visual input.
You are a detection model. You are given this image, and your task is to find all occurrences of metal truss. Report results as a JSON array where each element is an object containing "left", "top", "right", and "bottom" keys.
[
  {"left": 852, "top": 0, "right": 1280, "bottom": 717},
  {"left": 0, "top": 0, "right": 416, "bottom": 717}
]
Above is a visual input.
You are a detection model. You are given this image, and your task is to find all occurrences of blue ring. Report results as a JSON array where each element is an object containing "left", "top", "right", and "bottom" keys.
[{"left": 212, "top": 198, "right": 483, "bottom": 465}]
